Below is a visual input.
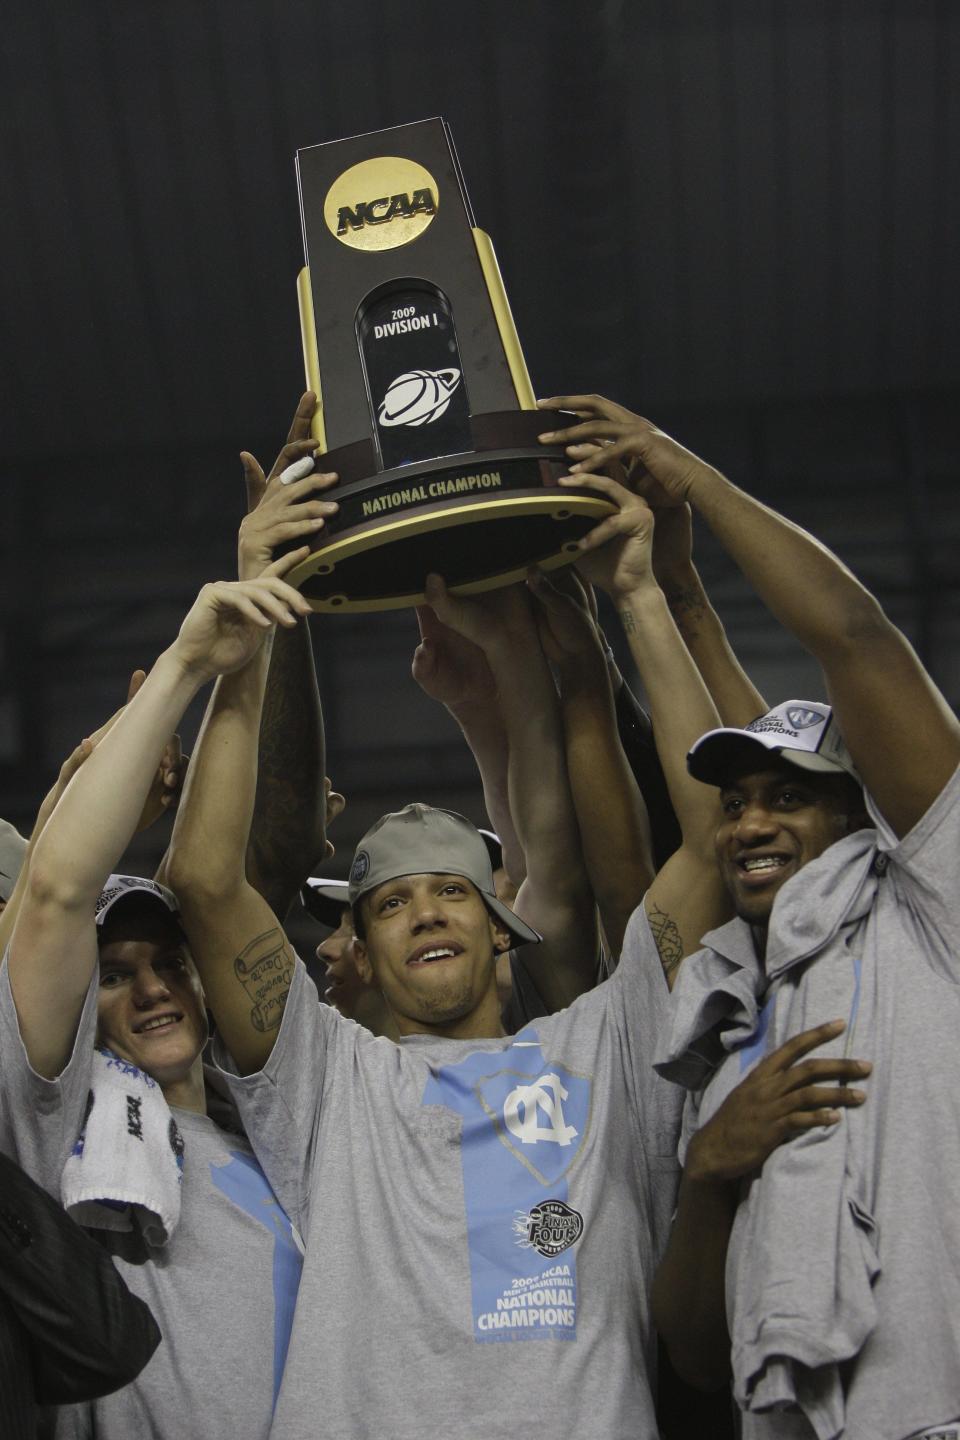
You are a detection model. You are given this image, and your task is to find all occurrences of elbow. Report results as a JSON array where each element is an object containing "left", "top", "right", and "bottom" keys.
[
  {"left": 24, "top": 858, "right": 94, "bottom": 918},
  {"left": 165, "top": 848, "right": 242, "bottom": 912}
]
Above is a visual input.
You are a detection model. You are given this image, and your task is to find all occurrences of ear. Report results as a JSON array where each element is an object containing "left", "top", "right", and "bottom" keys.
[
  {"left": 351, "top": 935, "right": 374, "bottom": 986},
  {"left": 491, "top": 919, "right": 513, "bottom": 956}
]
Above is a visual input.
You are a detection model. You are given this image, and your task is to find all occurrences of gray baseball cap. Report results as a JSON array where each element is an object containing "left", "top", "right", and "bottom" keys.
[
  {"left": 687, "top": 701, "right": 860, "bottom": 787},
  {"left": 0, "top": 819, "right": 28, "bottom": 904},
  {"left": 94, "top": 874, "right": 181, "bottom": 928},
  {"left": 348, "top": 804, "right": 540, "bottom": 947}
]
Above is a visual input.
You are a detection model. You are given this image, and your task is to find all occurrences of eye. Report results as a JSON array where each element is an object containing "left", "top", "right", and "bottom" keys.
[
  {"left": 158, "top": 955, "right": 187, "bottom": 974},
  {"left": 720, "top": 796, "right": 744, "bottom": 817},
  {"left": 775, "top": 789, "right": 808, "bottom": 808},
  {"left": 440, "top": 882, "right": 466, "bottom": 896},
  {"left": 378, "top": 895, "right": 403, "bottom": 914},
  {"left": 99, "top": 970, "right": 127, "bottom": 990}
]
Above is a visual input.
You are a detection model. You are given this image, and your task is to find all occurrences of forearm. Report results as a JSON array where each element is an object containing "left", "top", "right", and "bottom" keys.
[
  {"left": 688, "top": 470, "right": 883, "bottom": 655},
  {"left": 657, "top": 561, "right": 766, "bottom": 726},
  {"left": 169, "top": 643, "right": 271, "bottom": 903},
  {"left": 447, "top": 700, "right": 525, "bottom": 887},
  {"left": 247, "top": 619, "right": 326, "bottom": 917},
  {"left": 557, "top": 665, "right": 654, "bottom": 958},
  {"left": 614, "top": 581, "right": 721, "bottom": 848},
  {"left": 28, "top": 653, "right": 199, "bottom": 909},
  {"left": 652, "top": 1168, "right": 739, "bottom": 1390},
  {"left": 487, "top": 631, "right": 587, "bottom": 913}
]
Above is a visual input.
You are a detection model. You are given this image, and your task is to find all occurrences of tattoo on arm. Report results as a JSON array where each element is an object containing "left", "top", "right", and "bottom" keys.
[
  {"left": 663, "top": 585, "right": 707, "bottom": 641},
  {"left": 647, "top": 903, "right": 684, "bottom": 982},
  {"left": 234, "top": 928, "right": 293, "bottom": 1033},
  {"left": 619, "top": 608, "right": 638, "bottom": 637}
]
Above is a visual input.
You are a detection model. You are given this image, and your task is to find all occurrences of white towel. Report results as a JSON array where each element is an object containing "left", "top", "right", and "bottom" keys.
[{"left": 61, "top": 1048, "right": 184, "bottom": 1247}]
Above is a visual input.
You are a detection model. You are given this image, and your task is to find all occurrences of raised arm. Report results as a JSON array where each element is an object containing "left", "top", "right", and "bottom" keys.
[
  {"left": 544, "top": 395, "right": 960, "bottom": 836},
  {"left": 526, "top": 566, "right": 654, "bottom": 959},
  {"left": 411, "top": 603, "right": 525, "bottom": 889},
  {"left": 8, "top": 577, "right": 300, "bottom": 1079},
  {"left": 551, "top": 468, "right": 730, "bottom": 984},
  {"left": 423, "top": 580, "right": 597, "bottom": 1011},
  {"left": 165, "top": 462, "right": 337, "bottom": 1073},
  {"left": 241, "top": 394, "right": 335, "bottom": 916}
]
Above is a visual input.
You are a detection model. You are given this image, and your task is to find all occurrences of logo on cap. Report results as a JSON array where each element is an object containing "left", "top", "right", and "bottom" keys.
[
  {"left": 786, "top": 706, "right": 825, "bottom": 730},
  {"left": 350, "top": 850, "right": 370, "bottom": 886}
]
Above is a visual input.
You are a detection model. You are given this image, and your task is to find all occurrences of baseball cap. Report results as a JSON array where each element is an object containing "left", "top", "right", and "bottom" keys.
[
  {"left": 301, "top": 877, "right": 351, "bottom": 930},
  {"left": 0, "top": 819, "right": 28, "bottom": 904},
  {"left": 687, "top": 701, "right": 860, "bottom": 787},
  {"left": 94, "top": 874, "right": 181, "bottom": 928},
  {"left": 348, "top": 804, "right": 540, "bottom": 946}
]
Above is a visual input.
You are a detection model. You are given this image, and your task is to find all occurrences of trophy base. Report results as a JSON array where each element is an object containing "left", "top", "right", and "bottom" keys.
[{"left": 284, "top": 410, "right": 615, "bottom": 613}]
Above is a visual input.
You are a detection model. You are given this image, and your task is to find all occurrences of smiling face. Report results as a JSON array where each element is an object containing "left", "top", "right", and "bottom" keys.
[
  {"left": 715, "top": 764, "right": 864, "bottom": 928},
  {"left": 96, "top": 902, "right": 208, "bottom": 1100},
  {"left": 353, "top": 873, "right": 511, "bottom": 1039}
]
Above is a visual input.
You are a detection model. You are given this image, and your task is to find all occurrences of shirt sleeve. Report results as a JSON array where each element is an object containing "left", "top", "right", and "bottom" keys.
[
  {"left": 209, "top": 958, "right": 338, "bottom": 1230},
  {"left": 608, "top": 903, "right": 685, "bottom": 1163},
  {"left": 0, "top": 954, "right": 98, "bottom": 1197},
  {"left": 871, "top": 760, "right": 960, "bottom": 981}
]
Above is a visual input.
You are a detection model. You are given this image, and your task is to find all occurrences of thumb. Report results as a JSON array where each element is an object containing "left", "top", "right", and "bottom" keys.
[
  {"left": 127, "top": 669, "right": 147, "bottom": 703},
  {"left": 240, "top": 451, "right": 267, "bottom": 514}
]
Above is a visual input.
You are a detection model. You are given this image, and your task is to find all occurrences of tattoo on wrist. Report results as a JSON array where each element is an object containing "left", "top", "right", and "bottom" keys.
[
  {"left": 647, "top": 903, "right": 684, "bottom": 982},
  {"left": 234, "top": 928, "right": 292, "bottom": 1032},
  {"left": 619, "top": 607, "right": 638, "bottom": 637}
]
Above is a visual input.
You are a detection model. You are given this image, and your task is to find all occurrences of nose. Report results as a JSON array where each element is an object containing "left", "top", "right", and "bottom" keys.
[
  {"left": 409, "top": 892, "right": 445, "bottom": 933},
  {"left": 316, "top": 935, "right": 340, "bottom": 967},
  {"left": 132, "top": 968, "right": 171, "bottom": 1007},
  {"left": 732, "top": 800, "right": 779, "bottom": 844}
]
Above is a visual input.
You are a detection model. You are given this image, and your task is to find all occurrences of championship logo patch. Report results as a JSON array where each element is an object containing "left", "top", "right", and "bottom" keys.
[
  {"left": 349, "top": 850, "right": 369, "bottom": 885},
  {"left": 786, "top": 705, "right": 825, "bottom": 730},
  {"left": 514, "top": 1200, "right": 584, "bottom": 1257}
]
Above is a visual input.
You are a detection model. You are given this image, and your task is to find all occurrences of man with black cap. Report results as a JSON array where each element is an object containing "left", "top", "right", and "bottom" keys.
[
  {"left": 2, "top": 567, "right": 312, "bottom": 1439},
  {"left": 542, "top": 393, "right": 960, "bottom": 1440}
]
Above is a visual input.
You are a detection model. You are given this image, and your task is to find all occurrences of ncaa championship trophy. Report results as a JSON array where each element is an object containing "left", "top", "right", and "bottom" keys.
[{"left": 288, "top": 117, "right": 615, "bottom": 611}]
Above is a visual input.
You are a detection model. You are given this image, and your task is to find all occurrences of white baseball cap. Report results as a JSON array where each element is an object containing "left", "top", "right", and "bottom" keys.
[{"left": 687, "top": 701, "right": 860, "bottom": 787}]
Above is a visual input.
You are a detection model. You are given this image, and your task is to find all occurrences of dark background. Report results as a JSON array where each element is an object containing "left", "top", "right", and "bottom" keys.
[{"left": 2, "top": 0, "right": 958, "bottom": 927}]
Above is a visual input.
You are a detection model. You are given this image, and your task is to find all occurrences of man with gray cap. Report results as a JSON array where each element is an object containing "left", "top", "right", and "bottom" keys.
[
  {"left": 543, "top": 393, "right": 960, "bottom": 1440},
  {"left": 165, "top": 453, "right": 732, "bottom": 1439}
]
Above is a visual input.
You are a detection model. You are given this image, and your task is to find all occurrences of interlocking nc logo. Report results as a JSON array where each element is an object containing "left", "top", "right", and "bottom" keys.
[{"left": 503, "top": 1074, "right": 579, "bottom": 1148}]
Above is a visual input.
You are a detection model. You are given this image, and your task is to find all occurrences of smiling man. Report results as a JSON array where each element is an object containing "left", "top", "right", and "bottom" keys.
[
  {"left": 541, "top": 393, "right": 960, "bottom": 1440},
  {"left": 164, "top": 457, "right": 734, "bottom": 1438},
  {"left": 1, "top": 571, "right": 312, "bottom": 1440}
]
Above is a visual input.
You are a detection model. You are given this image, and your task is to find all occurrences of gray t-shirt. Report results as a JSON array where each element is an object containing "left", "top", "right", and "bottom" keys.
[
  {"left": 214, "top": 904, "right": 682, "bottom": 1440},
  {"left": 0, "top": 958, "right": 302, "bottom": 1440},
  {"left": 658, "top": 763, "right": 960, "bottom": 1440}
]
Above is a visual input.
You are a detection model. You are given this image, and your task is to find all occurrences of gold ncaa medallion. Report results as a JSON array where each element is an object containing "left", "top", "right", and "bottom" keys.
[{"left": 324, "top": 156, "right": 439, "bottom": 251}]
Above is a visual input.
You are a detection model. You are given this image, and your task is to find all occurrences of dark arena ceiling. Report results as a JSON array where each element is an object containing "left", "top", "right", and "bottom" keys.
[{"left": 2, "top": 1, "right": 958, "bottom": 922}]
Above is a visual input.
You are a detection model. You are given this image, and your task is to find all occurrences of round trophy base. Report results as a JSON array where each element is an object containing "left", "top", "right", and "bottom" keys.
[
  {"left": 284, "top": 410, "right": 614, "bottom": 613},
  {"left": 287, "top": 490, "right": 612, "bottom": 612}
]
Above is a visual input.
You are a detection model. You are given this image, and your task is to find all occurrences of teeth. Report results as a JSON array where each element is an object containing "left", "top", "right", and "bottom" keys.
[
  {"left": 416, "top": 949, "right": 455, "bottom": 962},
  {"left": 140, "top": 1015, "right": 179, "bottom": 1033},
  {"left": 742, "top": 857, "right": 787, "bottom": 873}
]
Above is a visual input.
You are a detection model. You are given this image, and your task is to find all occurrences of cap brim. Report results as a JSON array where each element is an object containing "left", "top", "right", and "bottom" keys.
[
  {"left": 95, "top": 875, "right": 180, "bottom": 927},
  {"left": 687, "top": 731, "right": 851, "bottom": 787},
  {"left": 483, "top": 891, "right": 541, "bottom": 947},
  {"left": 302, "top": 878, "right": 351, "bottom": 930}
]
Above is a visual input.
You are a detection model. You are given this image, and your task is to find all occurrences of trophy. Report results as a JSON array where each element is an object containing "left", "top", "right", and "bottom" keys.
[{"left": 288, "top": 117, "right": 614, "bottom": 612}]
